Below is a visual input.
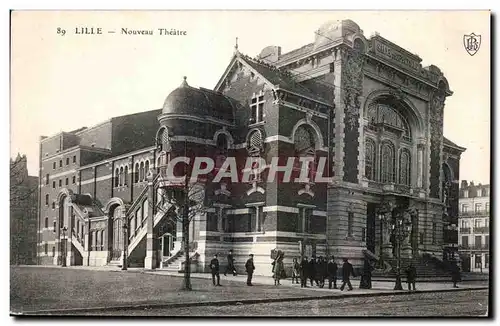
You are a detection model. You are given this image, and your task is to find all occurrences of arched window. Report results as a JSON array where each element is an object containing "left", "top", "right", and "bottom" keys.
[
  {"left": 114, "top": 168, "right": 119, "bottom": 187},
  {"left": 293, "top": 125, "right": 317, "bottom": 181},
  {"left": 216, "top": 134, "right": 229, "bottom": 155},
  {"left": 145, "top": 161, "right": 150, "bottom": 180},
  {"left": 367, "top": 103, "right": 411, "bottom": 140},
  {"left": 365, "top": 138, "right": 376, "bottom": 180},
  {"left": 134, "top": 163, "right": 139, "bottom": 183},
  {"left": 399, "top": 149, "right": 411, "bottom": 186},
  {"left": 124, "top": 166, "right": 128, "bottom": 186},
  {"left": 381, "top": 142, "right": 395, "bottom": 183},
  {"left": 140, "top": 162, "right": 145, "bottom": 182},
  {"left": 119, "top": 167, "right": 124, "bottom": 186}
]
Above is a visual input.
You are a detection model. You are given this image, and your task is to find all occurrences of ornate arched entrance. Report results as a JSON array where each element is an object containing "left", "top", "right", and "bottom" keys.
[{"left": 105, "top": 198, "right": 126, "bottom": 262}]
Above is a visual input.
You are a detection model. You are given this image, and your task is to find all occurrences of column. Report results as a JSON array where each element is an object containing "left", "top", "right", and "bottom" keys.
[
  {"left": 381, "top": 219, "right": 393, "bottom": 258},
  {"left": 144, "top": 170, "right": 157, "bottom": 269},
  {"left": 67, "top": 202, "right": 74, "bottom": 266},
  {"left": 83, "top": 220, "right": 90, "bottom": 266},
  {"left": 417, "top": 144, "right": 424, "bottom": 188}
]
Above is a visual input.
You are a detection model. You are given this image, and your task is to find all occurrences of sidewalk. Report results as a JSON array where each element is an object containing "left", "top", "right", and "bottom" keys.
[{"left": 12, "top": 265, "right": 488, "bottom": 315}]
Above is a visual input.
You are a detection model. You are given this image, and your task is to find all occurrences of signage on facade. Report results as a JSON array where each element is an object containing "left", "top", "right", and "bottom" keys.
[{"left": 372, "top": 38, "right": 421, "bottom": 72}]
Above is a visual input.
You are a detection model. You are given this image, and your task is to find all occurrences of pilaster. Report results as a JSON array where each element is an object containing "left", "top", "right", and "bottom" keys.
[{"left": 144, "top": 169, "right": 157, "bottom": 270}]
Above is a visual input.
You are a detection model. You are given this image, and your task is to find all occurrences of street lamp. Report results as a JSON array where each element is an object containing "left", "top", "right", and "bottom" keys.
[
  {"left": 389, "top": 213, "right": 412, "bottom": 291},
  {"left": 122, "top": 222, "right": 128, "bottom": 271},
  {"left": 61, "top": 226, "right": 67, "bottom": 267}
]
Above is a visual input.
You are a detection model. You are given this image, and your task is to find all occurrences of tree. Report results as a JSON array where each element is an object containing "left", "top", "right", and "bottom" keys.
[{"left": 155, "top": 174, "right": 207, "bottom": 291}]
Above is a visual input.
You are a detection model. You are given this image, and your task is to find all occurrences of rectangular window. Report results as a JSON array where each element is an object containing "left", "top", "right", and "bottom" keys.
[
  {"left": 53, "top": 162, "right": 56, "bottom": 170},
  {"left": 475, "top": 235, "right": 482, "bottom": 247},
  {"left": 485, "top": 203, "right": 489, "bottom": 213},
  {"left": 44, "top": 217, "right": 48, "bottom": 228},
  {"left": 477, "top": 188, "right": 482, "bottom": 197},
  {"left": 475, "top": 203, "right": 482, "bottom": 213},
  {"left": 297, "top": 207, "right": 312, "bottom": 233},
  {"left": 463, "top": 190, "right": 469, "bottom": 198},
  {"left": 72, "top": 176, "right": 76, "bottom": 184},
  {"left": 65, "top": 178, "right": 68, "bottom": 185},
  {"left": 73, "top": 155, "right": 76, "bottom": 163},
  {"left": 485, "top": 254, "right": 489, "bottom": 268},
  {"left": 475, "top": 254, "right": 482, "bottom": 268},
  {"left": 59, "top": 160, "right": 62, "bottom": 168},
  {"left": 45, "top": 174, "right": 49, "bottom": 185},
  {"left": 347, "top": 212, "right": 354, "bottom": 238},
  {"left": 53, "top": 220, "right": 56, "bottom": 231},
  {"left": 52, "top": 181, "right": 56, "bottom": 189},
  {"left": 461, "top": 236, "right": 468, "bottom": 247},
  {"left": 59, "top": 179, "right": 62, "bottom": 187},
  {"left": 461, "top": 204, "right": 469, "bottom": 213},
  {"left": 66, "top": 157, "right": 69, "bottom": 165},
  {"left": 52, "top": 247, "right": 55, "bottom": 257},
  {"left": 474, "top": 219, "right": 481, "bottom": 228},
  {"left": 44, "top": 244, "right": 48, "bottom": 255},
  {"left": 250, "top": 93, "right": 265, "bottom": 124},
  {"left": 45, "top": 194, "right": 49, "bottom": 205}
]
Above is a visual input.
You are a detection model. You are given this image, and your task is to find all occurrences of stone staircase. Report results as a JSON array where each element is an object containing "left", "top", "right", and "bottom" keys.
[
  {"left": 161, "top": 251, "right": 185, "bottom": 273},
  {"left": 372, "top": 254, "right": 454, "bottom": 278}
]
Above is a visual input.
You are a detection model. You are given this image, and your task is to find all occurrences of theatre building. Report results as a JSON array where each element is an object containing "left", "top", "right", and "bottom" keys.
[{"left": 37, "top": 20, "right": 464, "bottom": 276}]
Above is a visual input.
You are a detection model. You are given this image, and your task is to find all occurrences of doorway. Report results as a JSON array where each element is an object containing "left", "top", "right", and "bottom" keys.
[
  {"left": 366, "top": 203, "right": 377, "bottom": 253},
  {"left": 161, "top": 233, "right": 175, "bottom": 258}
]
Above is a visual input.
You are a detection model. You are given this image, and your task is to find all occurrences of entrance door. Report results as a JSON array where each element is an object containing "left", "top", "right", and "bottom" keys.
[
  {"left": 162, "top": 233, "right": 175, "bottom": 258},
  {"left": 366, "top": 203, "right": 376, "bottom": 253},
  {"left": 111, "top": 218, "right": 123, "bottom": 260}
]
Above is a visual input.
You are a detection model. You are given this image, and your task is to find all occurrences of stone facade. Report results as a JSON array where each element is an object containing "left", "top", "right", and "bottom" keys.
[{"left": 37, "top": 19, "right": 465, "bottom": 276}]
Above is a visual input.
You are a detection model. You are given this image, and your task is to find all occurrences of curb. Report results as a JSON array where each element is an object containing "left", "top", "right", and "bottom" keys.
[{"left": 18, "top": 286, "right": 489, "bottom": 315}]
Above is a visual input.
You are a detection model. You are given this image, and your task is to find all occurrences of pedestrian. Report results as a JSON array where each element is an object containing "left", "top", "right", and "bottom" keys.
[
  {"left": 316, "top": 256, "right": 326, "bottom": 288},
  {"left": 308, "top": 257, "right": 316, "bottom": 287},
  {"left": 405, "top": 263, "right": 417, "bottom": 291},
  {"left": 292, "top": 257, "right": 300, "bottom": 284},
  {"left": 245, "top": 253, "right": 255, "bottom": 286},
  {"left": 327, "top": 256, "right": 338, "bottom": 289},
  {"left": 451, "top": 263, "right": 461, "bottom": 288},
  {"left": 224, "top": 249, "right": 237, "bottom": 276},
  {"left": 339, "top": 258, "right": 355, "bottom": 291},
  {"left": 359, "top": 259, "right": 374, "bottom": 289},
  {"left": 299, "top": 256, "right": 309, "bottom": 288},
  {"left": 210, "top": 254, "right": 221, "bottom": 286},
  {"left": 272, "top": 252, "right": 284, "bottom": 285}
]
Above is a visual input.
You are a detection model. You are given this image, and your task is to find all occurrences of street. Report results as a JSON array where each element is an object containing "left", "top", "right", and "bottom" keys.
[
  {"left": 10, "top": 266, "right": 489, "bottom": 317},
  {"left": 87, "top": 290, "right": 488, "bottom": 317}
]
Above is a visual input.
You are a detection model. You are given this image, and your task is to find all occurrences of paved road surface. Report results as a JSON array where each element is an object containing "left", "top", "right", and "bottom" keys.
[{"left": 92, "top": 289, "right": 488, "bottom": 317}]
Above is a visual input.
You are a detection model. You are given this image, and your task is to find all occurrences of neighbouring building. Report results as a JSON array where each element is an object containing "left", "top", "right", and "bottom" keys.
[
  {"left": 37, "top": 20, "right": 465, "bottom": 276},
  {"left": 458, "top": 181, "right": 490, "bottom": 273},
  {"left": 10, "top": 154, "right": 38, "bottom": 265}
]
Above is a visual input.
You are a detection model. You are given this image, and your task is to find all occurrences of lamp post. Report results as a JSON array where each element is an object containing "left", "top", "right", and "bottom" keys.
[
  {"left": 390, "top": 212, "right": 412, "bottom": 291},
  {"left": 122, "top": 222, "right": 128, "bottom": 271},
  {"left": 61, "top": 226, "right": 67, "bottom": 267}
]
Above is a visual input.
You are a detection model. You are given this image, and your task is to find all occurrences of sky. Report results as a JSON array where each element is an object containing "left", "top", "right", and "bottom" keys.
[{"left": 10, "top": 10, "right": 490, "bottom": 184}]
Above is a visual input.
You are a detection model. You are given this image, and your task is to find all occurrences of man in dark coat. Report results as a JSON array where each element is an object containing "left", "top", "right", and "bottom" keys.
[
  {"left": 245, "top": 254, "right": 255, "bottom": 286},
  {"left": 405, "top": 263, "right": 417, "bottom": 291},
  {"left": 451, "top": 263, "right": 461, "bottom": 288},
  {"left": 339, "top": 258, "right": 355, "bottom": 291},
  {"left": 327, "top": 256, "right": 338, "bottom": 289},
  {"left": 299, "top": 256, "right": 309, "bottom": 288},
  {"left": 224, "top": 249, "right": 237, "bottom": 276},
  {"left": 210, "top": 254, "right": 221, "bottom": 286},
  {"left": 359, "top": 259, "right": 374, "bottom": 289},
  {"left": 316, "top": 256, "right": 327, "bottom": 288},
  {"left": 308, "top": 257, "right": 317, "bottom": 286}
]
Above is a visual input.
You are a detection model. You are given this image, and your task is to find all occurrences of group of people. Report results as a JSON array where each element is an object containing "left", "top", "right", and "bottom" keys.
[
  {"left": 210, "top": 250, "right": 255, "bottom": 286},
  {"left": 292, "top": 256, "right": 356, "bottom": 291},
  {"left": 210, "top": 250, "right": 462, "bottom": 291}
]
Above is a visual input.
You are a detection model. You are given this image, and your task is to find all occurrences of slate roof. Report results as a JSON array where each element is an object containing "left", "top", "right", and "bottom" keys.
[{"left": 239, "top": 54, "right": 331, "bottom": 105}]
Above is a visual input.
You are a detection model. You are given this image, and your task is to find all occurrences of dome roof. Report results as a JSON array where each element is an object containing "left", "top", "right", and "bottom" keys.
[
  {"left": 162, "top": 77, "right": 210, "bottom": 116},
  {"left": 161, "top": 77, "right": 235, "bottom": 122}
]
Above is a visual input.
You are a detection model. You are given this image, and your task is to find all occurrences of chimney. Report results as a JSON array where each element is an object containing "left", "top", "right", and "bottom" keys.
[
  {"left": 470, "top": 181, "right": 475, "bottom": 187},
  {"left": 460, "top": 180, "right": 468, "bottom": 189}
]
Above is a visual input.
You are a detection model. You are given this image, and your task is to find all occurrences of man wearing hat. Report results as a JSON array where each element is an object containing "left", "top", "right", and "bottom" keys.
[
  {"left": 245, "top": 254, "right": 255, "bottom": 286},
  {"left": 210, "top": 254, "right": 221, "bottom": 286}
]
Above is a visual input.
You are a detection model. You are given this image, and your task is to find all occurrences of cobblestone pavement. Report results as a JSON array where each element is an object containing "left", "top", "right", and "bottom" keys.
[
  {"left": 89, "top": 289, "right": 489, "bottom": 317},
  {"left": 10, "top": 266, "right": 489, "bottom": 315}
]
